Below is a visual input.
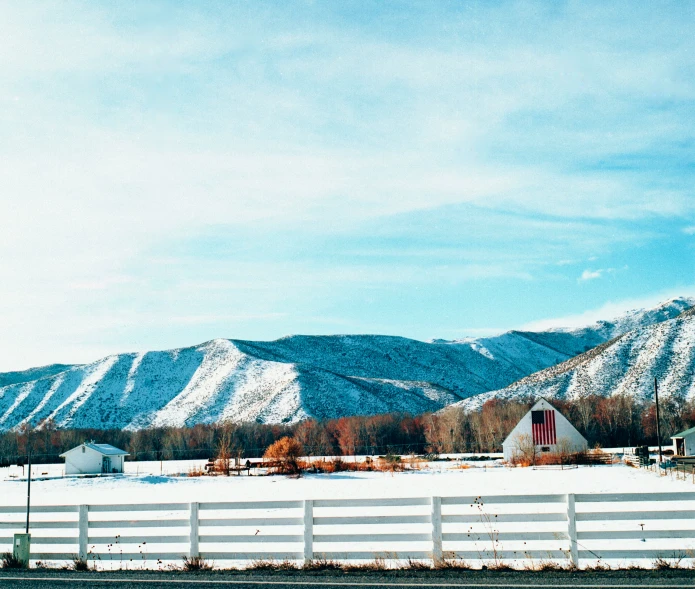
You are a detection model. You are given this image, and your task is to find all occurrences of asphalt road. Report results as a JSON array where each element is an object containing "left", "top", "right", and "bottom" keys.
[{"left": 1, "top": 570, "right": 695, "bottom": 589}]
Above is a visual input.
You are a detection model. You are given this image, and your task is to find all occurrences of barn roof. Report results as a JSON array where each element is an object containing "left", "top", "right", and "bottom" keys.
[
  {"left": 60, "top": 442, "right": 129, "bottom": 457},
  {"left": 672, "top": 425, "right": 695, "bottom": 439}
]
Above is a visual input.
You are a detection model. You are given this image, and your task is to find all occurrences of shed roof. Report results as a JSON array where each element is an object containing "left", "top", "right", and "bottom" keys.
[
  {"left": 60, "top": 442, "right": 129, "bottom": 457},
  {"left": 672, "top": 425, "right": 695, "bottom": 439}
]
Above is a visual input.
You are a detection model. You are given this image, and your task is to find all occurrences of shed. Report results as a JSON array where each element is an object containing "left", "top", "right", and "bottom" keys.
[
  {"left": 60, "top": 442, "right": 129, "bottom": 475},
  {"left": 502, "top": 398, "right": 588, "bottom": 463},
  {"left": 671, "top": 426, "right": 695, "bottom": 457}
]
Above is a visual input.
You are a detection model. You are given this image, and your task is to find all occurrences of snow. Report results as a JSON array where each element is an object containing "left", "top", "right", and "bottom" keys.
[{"left": 0, "top": 461, "right": 691, "bottom": 507}]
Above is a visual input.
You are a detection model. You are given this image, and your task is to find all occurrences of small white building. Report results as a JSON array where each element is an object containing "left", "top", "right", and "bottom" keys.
[
  {"left": 502, "top": 398, "right": 588, "bottom": 463},
  {"left": 60, "top": 442, "right": 129, "bottom": 475},
  {"left": 672, "top": 426, "right": 695, "bottom": 457}
]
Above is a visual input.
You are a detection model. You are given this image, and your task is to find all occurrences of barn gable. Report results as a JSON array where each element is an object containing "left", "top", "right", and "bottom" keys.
[{"left": 502, "top": 398, "right": 587, "bottom": 462}]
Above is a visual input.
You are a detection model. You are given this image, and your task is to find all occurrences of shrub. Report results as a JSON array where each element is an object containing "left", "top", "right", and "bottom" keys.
[{"left": 263, "top": 437, "right": 304, "bottom": 474}]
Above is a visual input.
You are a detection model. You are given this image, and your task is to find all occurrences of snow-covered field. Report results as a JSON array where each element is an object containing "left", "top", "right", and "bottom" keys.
[
  {"left": 2, "top": 461, "right": 693, "bottom": 570},
  {"left": 1, "top": 461, "right": 691, "bottom": 506}
]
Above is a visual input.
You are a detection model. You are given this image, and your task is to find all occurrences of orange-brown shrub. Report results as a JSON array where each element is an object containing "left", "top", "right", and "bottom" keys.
[{"left": 263, "top": 437, "right": 304, "bottom": 474}]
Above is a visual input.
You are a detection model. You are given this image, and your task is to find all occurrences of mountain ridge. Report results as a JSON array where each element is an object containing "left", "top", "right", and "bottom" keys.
[
  {"left": 0, "top": 297, "right": 692, "bottom": 430},
  {"left": 457, "top": 303, "right": 695, "bottom": 409}
]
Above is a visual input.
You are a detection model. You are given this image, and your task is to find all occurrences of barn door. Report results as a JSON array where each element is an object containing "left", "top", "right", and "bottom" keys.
[{"left": 102, "top": 457, "right": 111, "bottom": 473}]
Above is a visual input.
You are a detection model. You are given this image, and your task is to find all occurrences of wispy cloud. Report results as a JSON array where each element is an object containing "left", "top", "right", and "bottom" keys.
[{"left": 0, "top": 2, "right": 693, "bottom": 369}]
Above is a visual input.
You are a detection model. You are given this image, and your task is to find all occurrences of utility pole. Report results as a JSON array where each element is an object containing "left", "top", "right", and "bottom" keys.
[
  {"left": 26, "top": 431, "right": 31, "bottom": 533},
  {"left": 654, "top": 377, "right": 663, "bottom": 465}
]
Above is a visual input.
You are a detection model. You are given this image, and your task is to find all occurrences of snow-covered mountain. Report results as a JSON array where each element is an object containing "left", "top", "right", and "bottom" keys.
[
  {"left": 458, "top": 304, "right": 695, "bottom": 409},
  {"left": 0, "top": 297, "right": 692, "bottom": 430}
]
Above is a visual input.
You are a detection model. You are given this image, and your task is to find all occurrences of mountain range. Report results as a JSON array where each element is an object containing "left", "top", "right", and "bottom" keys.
[{"left": 0, "top": 297, "right": 692, "bottom": 430}]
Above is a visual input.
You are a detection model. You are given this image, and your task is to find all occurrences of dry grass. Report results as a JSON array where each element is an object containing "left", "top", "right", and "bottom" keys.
[
  {"left": 535, "top": 560, "right": 565, "bottom": 572},
  {"left": 181, "top": 555, "right": 213, "bottom": 571},
  {"left": 653, "top": 556, "right": 683, "bottom": 570},
  {"left": 405, "top": 558, "right": 432, "bottom": 570},
  {"left": 484, "top": 561, "right": 515, "bottom": 571},
  {"left": 249, "top": 559, "right": 298, "bottom": 571},
  {"left": 434, "top": 558, "right": 472, "bottom": 570},
  {"left": 302, "top": 558, "right": 343, "bottom": 571},
  {"left": 342, "top": 557, "right": 388, "bottom": 572},
  {"left": 301, "top": 456, "right": 408, "bottom": 474}
]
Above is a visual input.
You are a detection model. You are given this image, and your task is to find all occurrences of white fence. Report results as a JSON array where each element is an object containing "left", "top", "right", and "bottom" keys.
[{"left": 2, "top": 492, "right": 695, "bottom": 568}]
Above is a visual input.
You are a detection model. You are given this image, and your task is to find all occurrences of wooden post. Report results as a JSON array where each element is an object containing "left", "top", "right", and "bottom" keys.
[
  {"left": 189, "top": 502, "right": 199, "bottom": 558},
  {"left": 78, "top": 505, "right": 88, "bottom": 562},
  {"left": 431, "top": 496, "right": 442, "bottom": 565},
  {"left": 303, "top": 500, "right": 313, "bottom": 564},
  {"left": 566, "top": 493, "right": 578, "bottom": 568}
]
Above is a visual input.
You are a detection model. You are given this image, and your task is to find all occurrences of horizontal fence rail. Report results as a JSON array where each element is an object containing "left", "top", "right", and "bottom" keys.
[{"left": 1, "top": 492, "right": 695, "bottom": 568}]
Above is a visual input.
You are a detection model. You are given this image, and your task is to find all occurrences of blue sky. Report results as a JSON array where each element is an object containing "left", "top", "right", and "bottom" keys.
[{"left": 1, "top": 1, "right": 694, "bottom": 370}]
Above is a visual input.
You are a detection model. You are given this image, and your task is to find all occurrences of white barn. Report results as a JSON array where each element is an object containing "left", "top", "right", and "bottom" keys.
[
  {"left": 672, "top": 426, "right": 695, "bottom": 457},
  {"left": 502, "top": 398, "right": 588, "bottom": 463},
  {"left": 60, "top": 442, "right": 129, "bottom": 475}
]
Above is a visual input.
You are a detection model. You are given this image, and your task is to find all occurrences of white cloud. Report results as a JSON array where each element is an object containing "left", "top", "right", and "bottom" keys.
[
  {"left": 683, "top": 226, "right": 695, "bottom": 235},
  {"left": 521, "top": 289, "right": 695, "bottom": 331},
  {"left": 579, "top": 269, "right": 604, "bottom": 281}
]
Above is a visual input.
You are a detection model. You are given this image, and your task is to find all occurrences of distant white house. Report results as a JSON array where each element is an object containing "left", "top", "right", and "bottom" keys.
[
  {"left": 60, "top": 442, "right": 129, "bottom": 475},
  {"left": 672, "top": 426, "right": 695, "bottom": 457},
  {"left": 502, "top": 398, "right": 588, "bottom": 462}
]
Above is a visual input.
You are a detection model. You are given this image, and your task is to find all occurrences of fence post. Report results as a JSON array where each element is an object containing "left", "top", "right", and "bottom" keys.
[
  {"left": 303, "top": 499, "right": 313, "bottom": 564},
  {"left": 566, "top": 493, "right": 578, "bottom": 568},
  {"left": 431, "top": 496, "right": 442, "bottom": 565},
  {"left": 189, "top": 502, "right": 199, "bottom": 558},
  {"left": 78, "top": 505, "right": 88, "bottom": 562}
]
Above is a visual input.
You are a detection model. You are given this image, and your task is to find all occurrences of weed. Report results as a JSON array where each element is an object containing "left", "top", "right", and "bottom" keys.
[
  {"left": 1, "top": 552, "right": 26, "bottom": 569},
  {"left": 583, "top": 561, "right": 610, "bottom": 571},
  {"left": 71, "top": 557, "right": 90, "bottom": 571},
  {"left": 181, "top": 555, "right": 213, "bottom": 571},
  {"left": 654, "top": 555, "right": 683, "bottom": 570}
]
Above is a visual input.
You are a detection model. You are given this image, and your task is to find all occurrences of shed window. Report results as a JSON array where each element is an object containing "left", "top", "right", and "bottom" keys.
[
  {"left": 541, "top": 446, "right": 550, "bottom": 452},
  {"left": 82, "top": 446, "right": 85, "bottom": 453}
]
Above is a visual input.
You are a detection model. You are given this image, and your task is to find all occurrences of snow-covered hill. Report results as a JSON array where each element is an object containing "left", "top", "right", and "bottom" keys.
[
  {"left": 0, "top": 364, "right": 77, "bottom": 388},
  {"left": 0, "top": 297, "right": 692, "bottom": 430},
  {"left": 459, "top": 304, "right": 695, "bottom": 409}
]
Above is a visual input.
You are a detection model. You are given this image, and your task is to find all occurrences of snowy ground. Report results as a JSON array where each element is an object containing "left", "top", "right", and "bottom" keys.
[{"left": 1, "top": 461, "right": 692, "bottom": 506}]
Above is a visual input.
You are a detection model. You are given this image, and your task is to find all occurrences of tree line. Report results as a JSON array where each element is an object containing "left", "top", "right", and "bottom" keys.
[{"left": 1, "top": 393, "right": 693, "bottom": 466}]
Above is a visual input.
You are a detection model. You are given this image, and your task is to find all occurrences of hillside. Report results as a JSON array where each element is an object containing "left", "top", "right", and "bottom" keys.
[
  {"left": 459, "top": 304, "right": 695, "bottom": 409},
  {"left": 0, "top": 297, "right": 692, "bottom": 430}
]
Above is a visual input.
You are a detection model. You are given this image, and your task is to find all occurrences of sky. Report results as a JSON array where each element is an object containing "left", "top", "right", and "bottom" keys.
[{"left": 1, "top": 1, "right": 694, "bottom": 371}]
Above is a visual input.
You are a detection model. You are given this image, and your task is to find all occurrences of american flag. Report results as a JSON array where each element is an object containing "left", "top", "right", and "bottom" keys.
[{"left": 532, "top": 410, "right": 556, "bottom": 445}]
